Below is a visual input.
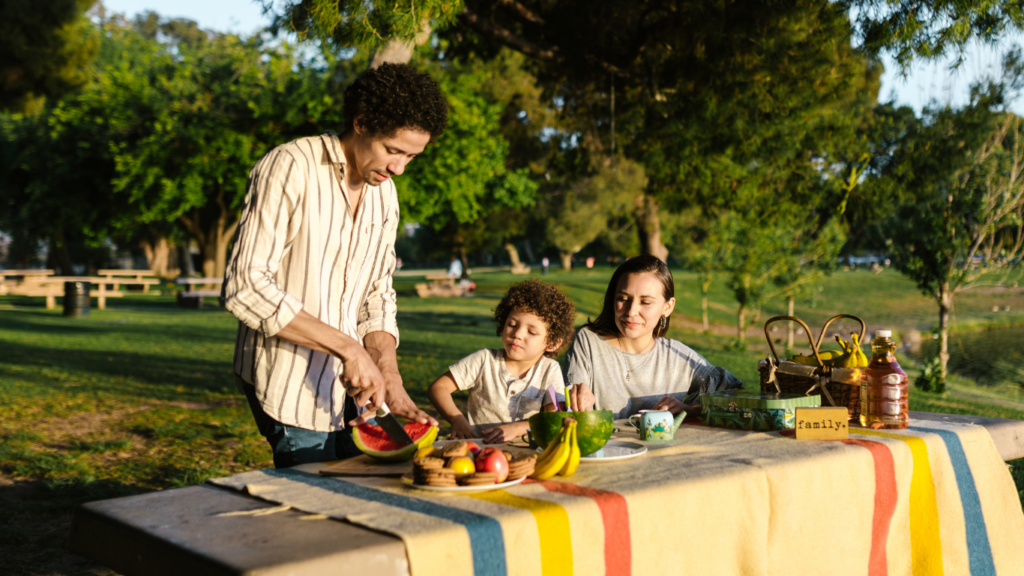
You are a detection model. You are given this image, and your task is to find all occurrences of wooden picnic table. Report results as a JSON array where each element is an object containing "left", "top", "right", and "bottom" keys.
[
  {"left": 97, "top": 269, "right": 161, "bottom": 292},
  {"left": 69, "top": 411, "right": 1024, "bottom": 576},
  {"left": 175, "top": 277, "right": 224, "bottom": 308},
  {"left": 4, "top": 275, "right": 123, "bottom": 309}
]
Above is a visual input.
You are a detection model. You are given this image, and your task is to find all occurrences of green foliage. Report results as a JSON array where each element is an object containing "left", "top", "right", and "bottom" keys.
[
  {"left": 916, "top": 355, "right": 947, "bottom": 393},
  {"left": 402, "top": 54, "right": 537, "bottom": 229},
  {"left": 269, "top": 0, "right": 461, "bottom": 51},
  {"left": 0, "top": 0, "right": 99, "bottom": 113}
]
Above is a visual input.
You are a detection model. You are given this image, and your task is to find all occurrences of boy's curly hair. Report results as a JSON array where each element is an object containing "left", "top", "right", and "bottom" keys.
[
  {"left": 493, "top": 279, "right": 577, "bottom": 358},
  {"left": 342, "top": 63, "right": 448, "bottom": 142}
]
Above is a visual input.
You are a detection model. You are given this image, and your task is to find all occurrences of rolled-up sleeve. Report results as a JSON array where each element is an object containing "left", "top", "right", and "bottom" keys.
[
  {"left": 223, "top": 149, "right": 305, "bottom": 337},
  {"left": 357, "top": 191, "right": 400, "bottom": 345}
]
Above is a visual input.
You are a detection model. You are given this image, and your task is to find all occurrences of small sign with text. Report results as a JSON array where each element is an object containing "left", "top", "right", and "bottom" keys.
[{"left": 795, "top": 407, "right": 849, "bottom": 440}]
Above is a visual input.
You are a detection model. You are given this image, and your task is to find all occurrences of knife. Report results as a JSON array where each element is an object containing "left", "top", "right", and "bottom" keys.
[{"left": 375, "top": 403, "right": 414, "bottom": 446}]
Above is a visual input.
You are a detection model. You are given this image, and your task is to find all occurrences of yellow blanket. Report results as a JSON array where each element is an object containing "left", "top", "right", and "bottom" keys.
[{"left": 210, "top": 419, "right": 1024, "bottom": 576}]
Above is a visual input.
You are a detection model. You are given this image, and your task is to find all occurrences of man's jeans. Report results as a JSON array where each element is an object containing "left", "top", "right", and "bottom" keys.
[{"left": 243, "top": 385, "right": 361, "bottom": 468}]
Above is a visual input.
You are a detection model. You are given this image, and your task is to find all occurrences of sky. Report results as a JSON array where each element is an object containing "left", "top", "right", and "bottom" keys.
[{"left": 101, "top": 0, "right": 1024, "bottom": 116}]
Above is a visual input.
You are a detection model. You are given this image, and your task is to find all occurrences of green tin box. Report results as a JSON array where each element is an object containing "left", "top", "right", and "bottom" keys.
[{"left": 701, "top": 390, "right": 821, "bottom": 431}]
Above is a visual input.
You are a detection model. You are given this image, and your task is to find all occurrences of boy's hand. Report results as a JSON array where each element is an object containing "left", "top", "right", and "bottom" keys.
[
  {"left": 481, "top": 421, "right": 530, "bottom": 444},
  {"left": 448, "top": 415, "right": 476, "bottom": 440}
]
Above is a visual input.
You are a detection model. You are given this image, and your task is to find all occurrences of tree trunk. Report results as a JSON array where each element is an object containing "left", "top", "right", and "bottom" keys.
[
  {"left": 635, "top": 194, "right": 669, "bottom": 262},
  {"left": 179, "top": 192, "right": 239, "bottom": 284},
  {"left": 49, "top": 231, "right": 74, "bottom": 276},
  {"left": 787, "top": 295, "right": 795, "bottom": 350},
  {"left": 504, "top": 243, "right": 522, "bottom": 268},
  {"left": 938, "top": 282, "right": 952, "bottom": 383},
  {"left": 140, "top": 237, "right": 172, "bottom": 277},
  {"left": 522, "top": 239, "right": 536, "bottom": 263},
  {"left": 560, "top": 251, "right": 573, "bottom": 271},
  {"left": 177, "top": 242, "right": 195, "bottom": 277},
  {"left": 737, "top": 303, "right": 747, "bottom": 341},
  {"left": 701, "top": 276, "right": 711, "bottom": 332}
]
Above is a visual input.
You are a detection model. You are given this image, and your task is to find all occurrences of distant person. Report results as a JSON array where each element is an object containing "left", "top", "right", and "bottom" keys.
[
  {"left": 541, "top": 257, "right": 549, "bottom": 275},
  {"left": 396, "top": 257, "right": 403, "bottom": 271},
  {"left": 565, "top": 255, "right": 742, "bottom": 419},
  {"left": 428, "top": 279, "right": 576, "bottom": 443},
  {"left": 447, "top": 255, "right": 463, "bottom": 278},
  {"left": 222, "top": 63, "right": 444, "bottom": 468},
  {"left": 586, "top": 257, "right": 595, "bottom": 269}
]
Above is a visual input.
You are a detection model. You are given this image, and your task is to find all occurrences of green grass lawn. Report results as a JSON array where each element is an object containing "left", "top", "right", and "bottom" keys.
[{"left": 1, "top": 267, "right": 1023, "bottom": 574}]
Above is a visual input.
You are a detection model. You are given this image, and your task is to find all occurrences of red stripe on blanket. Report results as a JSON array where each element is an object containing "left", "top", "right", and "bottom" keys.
[
  {"left": 843, "top": 439, "right": 898, "bottom": 576},
  {"left": 528, "top": 480, "right": 632, "bottom": 576}
]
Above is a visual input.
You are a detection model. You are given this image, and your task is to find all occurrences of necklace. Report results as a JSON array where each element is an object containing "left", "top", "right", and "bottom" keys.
[{"left": 617, "top": 336, "right": 656, "bottom": 381}]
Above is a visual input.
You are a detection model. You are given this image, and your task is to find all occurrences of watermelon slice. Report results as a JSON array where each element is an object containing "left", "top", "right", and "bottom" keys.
[{"left": 352, "top": 421, "right": 438, "bottom": 462}]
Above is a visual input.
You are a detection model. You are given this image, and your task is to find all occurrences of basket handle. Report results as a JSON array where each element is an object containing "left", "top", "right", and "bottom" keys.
[
  {"left": 763, "top": 316, "right": 823, "bottom": 367},
  {"left": 813, "top": 314, "right": 867, "bottom": 352}
]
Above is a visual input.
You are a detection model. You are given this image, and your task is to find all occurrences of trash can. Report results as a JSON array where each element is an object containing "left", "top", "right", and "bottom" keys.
[{"left": 64, "top": 281, "right": 91, "bottom": 317}]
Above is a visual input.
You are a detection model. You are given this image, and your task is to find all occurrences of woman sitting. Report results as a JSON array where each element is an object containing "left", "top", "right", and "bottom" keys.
[{"left": 566, "top": 255, "right": 742, "bottom": 419}]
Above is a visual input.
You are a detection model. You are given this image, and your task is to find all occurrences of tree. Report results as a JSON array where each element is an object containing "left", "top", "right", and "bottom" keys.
[
  {"left": 545, "top": 159, "right": 644, "bottom": 270},
  {"left": 0, "top": 0, "right": 99, "bottom": 113},
  {"left": 882, "top": 76, "right": 1024, "bottom": 386},
  {"left": 399, "top": 47, "right": 539, "bottom": 273}
]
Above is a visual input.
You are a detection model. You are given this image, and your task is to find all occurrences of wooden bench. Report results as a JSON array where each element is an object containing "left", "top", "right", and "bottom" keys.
[
  {"left": 97, "top": 270, "right": 162, "bottom": 293},
  {"left": 6, "top": 275, "right": 122, "bottom": 309},
  {"left": 175, "top": 277, "right": 224, "bottom": 308}
]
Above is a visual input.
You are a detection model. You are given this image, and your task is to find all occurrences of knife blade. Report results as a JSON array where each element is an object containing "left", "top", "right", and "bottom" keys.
[{"left": 375, "top": 403, "right": 414, "bottom": 446}]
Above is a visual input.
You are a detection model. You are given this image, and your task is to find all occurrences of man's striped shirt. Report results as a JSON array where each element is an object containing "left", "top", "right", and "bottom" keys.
[{"left": 223, "top": 131, "right": 399, "bottom": 432}]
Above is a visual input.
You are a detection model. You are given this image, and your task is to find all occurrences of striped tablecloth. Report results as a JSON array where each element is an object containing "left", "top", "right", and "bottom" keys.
[{"left": 209, "top": 419, "right": 1024, "bottom": 576}]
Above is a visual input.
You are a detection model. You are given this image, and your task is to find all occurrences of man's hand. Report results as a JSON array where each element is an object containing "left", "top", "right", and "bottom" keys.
[
  {"left": 382, "top": 369, "right": 438, "bottom": 426},
  {"left": 337, "top": 344, "right": 387, "bottom": 426},
  {"left": 448, "top": 415, "right": 476, "bottom": 439},
  {"left": 568, "top": 382, "right": 596, "bottom": 411}
]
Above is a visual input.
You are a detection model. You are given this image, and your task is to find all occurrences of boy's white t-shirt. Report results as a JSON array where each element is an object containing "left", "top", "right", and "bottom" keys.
[{"left": 449, "top": 348, "right": 565, "bottom": 436}]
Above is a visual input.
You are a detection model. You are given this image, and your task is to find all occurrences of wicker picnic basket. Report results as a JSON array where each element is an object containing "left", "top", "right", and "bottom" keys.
[{"left": 757, "top": 314, "right": 866, "bottom": 419}]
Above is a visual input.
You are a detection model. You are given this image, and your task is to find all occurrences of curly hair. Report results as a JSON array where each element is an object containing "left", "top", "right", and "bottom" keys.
[
  {"left": 342, "top": 63, "right": 448, "bottom": 142},
  {"left": 493, "top": 279, "right": 577, "bottom": 359}
]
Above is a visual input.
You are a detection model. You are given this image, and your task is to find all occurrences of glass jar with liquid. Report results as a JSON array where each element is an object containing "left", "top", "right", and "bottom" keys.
[{"left": 859, "top": 330, "right": 909, "bottom": 429}]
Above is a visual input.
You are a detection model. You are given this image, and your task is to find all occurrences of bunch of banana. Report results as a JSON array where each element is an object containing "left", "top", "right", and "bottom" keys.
[
  {"left": 833, "top": 333, "right": 869, "bottom": 368},
  {"left": 790, "top": 349, "right": 845, "bottom": 366},
  {"left": 530, "top": 418, "right": 580, "bottom": 480}
]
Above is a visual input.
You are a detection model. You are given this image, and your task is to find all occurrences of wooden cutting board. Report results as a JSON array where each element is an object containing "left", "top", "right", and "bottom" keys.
[{"left": 318, "top": 454, "right": 413, "bottom": 477}]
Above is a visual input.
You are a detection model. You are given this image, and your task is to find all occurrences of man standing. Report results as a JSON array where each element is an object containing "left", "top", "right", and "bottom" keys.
[{"left": 223, "top": 63, "right": 445, "bottom": 468}]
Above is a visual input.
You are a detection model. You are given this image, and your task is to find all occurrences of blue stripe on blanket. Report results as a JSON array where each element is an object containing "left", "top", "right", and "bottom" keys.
[
  {"left": 270, "top": 468, "right": 508, "bottom": 576},
  {"left": 910, "top": 425, "right": 996, "bottom": 576}
]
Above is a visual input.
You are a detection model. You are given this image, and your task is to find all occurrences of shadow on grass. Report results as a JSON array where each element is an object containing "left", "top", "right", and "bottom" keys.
[
  {"left": 0, "top": 340, "right": 235, "bottom": 398},
  {"left": 396, "top": 310, "right": 497, "bottom": 337}
]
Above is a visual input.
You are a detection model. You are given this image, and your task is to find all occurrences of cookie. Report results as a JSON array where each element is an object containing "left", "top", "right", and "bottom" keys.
[
  {"left": 502, "top": 450, "right": 514, "bottom": 462},
  {"left": 441, "top": 441, "right": 468, "bottom": 458},
  {"left": 415, "top": 468, "right": 457, "bottom": 487},
  {"left": 413, "top": 457, "right": 445, "bottom": 471},
  {"left": 459, "top": 472, "right": 498, "bottom": 486}
]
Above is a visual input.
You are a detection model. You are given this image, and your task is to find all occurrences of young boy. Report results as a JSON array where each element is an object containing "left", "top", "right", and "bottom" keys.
[{"left": 428, "top": 279, "right": 577, "bottom": 444}]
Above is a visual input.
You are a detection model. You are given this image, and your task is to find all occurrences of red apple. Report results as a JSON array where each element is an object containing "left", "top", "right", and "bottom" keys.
[
  {"left": 465, "top": 441, "right": 481, "bottom": 457},
  {"left": 476, "top": 447, "right": 509, "bottom": 483}
]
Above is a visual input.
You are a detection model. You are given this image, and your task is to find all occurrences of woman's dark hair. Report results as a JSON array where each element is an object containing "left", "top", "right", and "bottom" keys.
[
  {"left": 342, "top": 62, "right": 448, "bottom": 142},
  {"left": 493, "top": 279, "right": 577, "bottom": 359},
  {"left": 585, "top": 255, "right": 675, "bottom": 339}
]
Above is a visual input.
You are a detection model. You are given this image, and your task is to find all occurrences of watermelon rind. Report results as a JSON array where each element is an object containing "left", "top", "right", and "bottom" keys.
[
  {"left": 353, "top": 422, "right": 438, "bottom": 462},
  {"left": 528, "top": 411, "right": 614, "bottom": 456}
]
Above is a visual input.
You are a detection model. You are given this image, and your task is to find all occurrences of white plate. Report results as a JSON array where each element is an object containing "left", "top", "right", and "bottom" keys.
[
  {"left": 580, "top": 440, "right": 648, "bottom": 462},
  {"left": 401, "top": 473, "right": 526, "bottom": 493}
]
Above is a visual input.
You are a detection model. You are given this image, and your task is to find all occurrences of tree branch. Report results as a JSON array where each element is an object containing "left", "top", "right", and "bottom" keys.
[
  {"left": 496, "top": 0, "right": 545, "bottom": 25},
  {"left": 460, "top": 7, "right": 560, "bottom": 62}
]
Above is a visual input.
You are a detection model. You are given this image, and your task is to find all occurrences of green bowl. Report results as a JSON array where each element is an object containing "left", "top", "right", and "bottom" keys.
[{"left": 527, "top": 411, "right": 614, "bottom": 456}]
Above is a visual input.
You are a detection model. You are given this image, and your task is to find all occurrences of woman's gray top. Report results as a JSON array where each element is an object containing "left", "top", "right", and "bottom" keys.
[{"left": 563, "top": 327, "right": 744, "bottom": 419}]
